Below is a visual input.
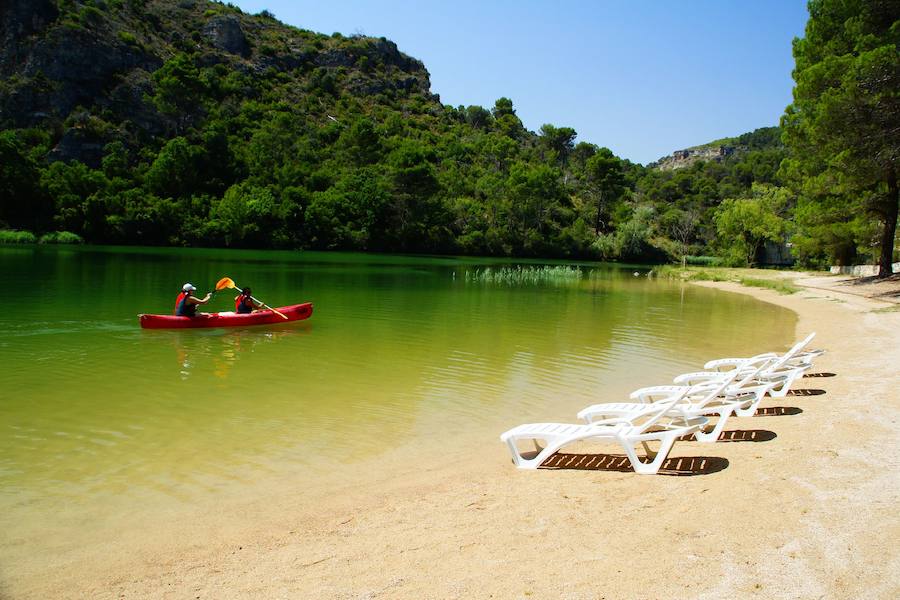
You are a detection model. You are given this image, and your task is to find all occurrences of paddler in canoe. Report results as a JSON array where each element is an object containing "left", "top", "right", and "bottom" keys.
[
  {"left": 175, "top": 283, "right": 212, "bottom": 317},
  {"left": 234, "top": 286, "right": 263, "bottom": 314}
]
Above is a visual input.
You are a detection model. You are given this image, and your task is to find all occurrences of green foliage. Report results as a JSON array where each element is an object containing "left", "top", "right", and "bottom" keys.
[
  {"left": 789, "top": 188, "right": 878, "bottom": 267},
  {"left": 685, "top": 256, "right": 718, "bottom": 266},
  {"left": 782, "top": 0, "right": 900, "bottom": 276},
  {"left": 117, "top": 31, "right": 137, "bottom": 45},
  {"left": 305, "top": 167, "right": 390, "bottom": 250},
  {"left": 145, "top": 137, "right": 203, "bottom": 198},
  {"left": 651, "top": 266, "right": 797, "bottom": 293},
  {"left": 78, "top": 5, "right": 105, "bottom": 27},
  {"left": 617, "top": 205, "right": 661, "bottom": 261},
  {"left": 713, "top": 184, "right": 792, "bottom": 266},
  {"left": 538, "top": 124, "right": 577, "bottom": 166},
  {"left": 585, "top": 148, "right": 626, "bottom": 234},
  {"left": 738, "top": 277, "right": 799, "bottom": 294},
  {"left": 152, "top": 53, "right": 207, "bottom": 127},
  {"left": 0, "top": 131, "right": 52, "bottom": 231},
  {"left": 38, "top": 231, "right": 85, "bottom": 244},
  {"left": 7, "top": 0, "right": 881, "bottom": 269},
  {"left": 0, "top": 230, "right": 38, "bottom": 244},
  {"left": 40, "top": 160, "right": 107, "bottom": 236},
  {"left": 463, "top": 265, "right": 582, "bottom": 286}
]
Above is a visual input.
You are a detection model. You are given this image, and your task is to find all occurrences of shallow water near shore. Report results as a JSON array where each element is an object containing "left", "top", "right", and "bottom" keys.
[{"left": 0, "top": 245, "right": 795, "bottom": 584}]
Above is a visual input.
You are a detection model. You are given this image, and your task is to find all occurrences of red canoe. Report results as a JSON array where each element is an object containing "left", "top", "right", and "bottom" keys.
[{"left": 139, "top": 303, "right": 313, "bottom": 329}]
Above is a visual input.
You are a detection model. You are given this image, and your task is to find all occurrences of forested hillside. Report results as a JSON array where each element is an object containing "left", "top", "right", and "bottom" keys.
[{"left": 1, "top": 0, "right": 896, "bottom": 271}]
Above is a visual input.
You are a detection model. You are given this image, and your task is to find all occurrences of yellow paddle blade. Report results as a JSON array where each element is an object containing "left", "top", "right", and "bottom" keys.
[{"left": 216, "top": 277, "right": 236, "bottom": 291}]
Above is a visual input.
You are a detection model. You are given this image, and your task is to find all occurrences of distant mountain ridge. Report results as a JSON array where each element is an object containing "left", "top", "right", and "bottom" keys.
[
  {"left": 0, "top": 0, "right": 434, "bottom": 165},
  {"left": 0, "top": 0, "right": 794, "bottom": 265},
  {"left": 649, "top": 126, "right": 783, "bottom": 171}
]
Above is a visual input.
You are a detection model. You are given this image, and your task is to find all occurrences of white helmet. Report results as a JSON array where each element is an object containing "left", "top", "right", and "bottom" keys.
[{"left": 182, "top": 283, "right": 197, "bottom": 292}]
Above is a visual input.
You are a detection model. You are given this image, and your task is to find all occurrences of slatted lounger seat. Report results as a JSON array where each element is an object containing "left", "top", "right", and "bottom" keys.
[
  {"left": 578, "top": 374, "right": 775, "bottom": 443},
  {"left": 500, "top": 388, "right": 707, "bottom": 474}
]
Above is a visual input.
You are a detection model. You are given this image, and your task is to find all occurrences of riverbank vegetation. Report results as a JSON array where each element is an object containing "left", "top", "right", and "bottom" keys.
[
  {"left": 0, "top": 229, "right": 84, "bottom": 244},
  {"left": 651, "top": 265, "right": 801, "bottom": 295},
  {"left": 0, "top": 0, "right": 896, "bottom": 274}
]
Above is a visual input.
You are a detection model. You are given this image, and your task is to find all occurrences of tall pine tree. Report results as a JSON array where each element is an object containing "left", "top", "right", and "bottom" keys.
[{"left": 783, "top": 0, "right": 900, "bottom": 276}]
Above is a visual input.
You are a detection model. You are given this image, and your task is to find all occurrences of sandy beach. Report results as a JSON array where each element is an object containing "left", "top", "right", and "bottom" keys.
[{"left": 7, "top": 272, "right": 900, "bottom": 599}]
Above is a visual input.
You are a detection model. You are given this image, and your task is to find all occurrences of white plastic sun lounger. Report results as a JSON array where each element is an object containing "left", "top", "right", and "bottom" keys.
[
  {"left": 500, "top": 388, "right": 707, "bottom": 474},
  {"left": 577, "top": 371, "right": 776, "bottom": 443},
  {"left": 702, "top": 332, "right": 823, "bottom": 372},
  {"left": 673, "top": 334, "right": 817, "bottom": 398}
]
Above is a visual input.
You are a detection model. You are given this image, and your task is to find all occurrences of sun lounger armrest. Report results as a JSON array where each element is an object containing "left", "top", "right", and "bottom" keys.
[
  {"left": 674, "top": 371, "right": 721, "bottom": 385},
  {"left": 702, "top": 352, "right": 776, "bottom": 370},
  {"left": 578, "top": 403, "right": 666, "bottom": 425},
  {"left": 726, "top": 380, "right": 774, "bottom": 401},
  {"left": 762, "top": 362, "right": 811, "bottom": 379},
  {"left": 584, "top": 416, "right": 634, "bottom": 427},
  {"left": 703, "top": 358, "right": 744, "bottom": 371},
  {"left": 629, "top": 385, "right": 689, "bottom": 403}
]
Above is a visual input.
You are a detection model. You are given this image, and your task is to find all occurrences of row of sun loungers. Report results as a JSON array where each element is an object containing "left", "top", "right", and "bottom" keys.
[{"left": 501, "top": 333, "right": 823, "bottom": 474}]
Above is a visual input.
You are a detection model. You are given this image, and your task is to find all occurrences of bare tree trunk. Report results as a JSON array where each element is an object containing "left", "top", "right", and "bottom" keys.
[
  {"left": 879, "top": 168, "right": 898, "bottom": 278},
  {"left": 593, "top": 189, "right": 603, "bottom": 235}
]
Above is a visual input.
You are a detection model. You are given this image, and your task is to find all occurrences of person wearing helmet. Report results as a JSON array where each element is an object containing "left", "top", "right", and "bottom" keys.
[
  {"left": 174, "top": 283, "right": 212, "bottom": 317},
  {"left": 234, "top": 286, "right": 262, "bottom": 314}
]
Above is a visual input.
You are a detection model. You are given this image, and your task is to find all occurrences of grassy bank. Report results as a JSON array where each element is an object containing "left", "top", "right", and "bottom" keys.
[
  {"left": 0, "top": 230, "right": 37, "bottom": 244},
  {"left": 0, "top": 230, "right": 85, "bottom": 245},
  {"left": 652, "top": 265, "right": 801, "bottom": 294}
]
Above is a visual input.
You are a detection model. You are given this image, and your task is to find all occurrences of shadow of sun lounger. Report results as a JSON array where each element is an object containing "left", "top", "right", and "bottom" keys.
[{"left": 539, "top": 452, "right": 729, "bottom": 476}]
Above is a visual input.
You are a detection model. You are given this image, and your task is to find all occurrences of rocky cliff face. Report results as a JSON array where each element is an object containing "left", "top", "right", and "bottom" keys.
[
  {"left": 0, "top": 0, "right": 59, "bottom": 75},
  {"left": 651, "top": 145, "right": 734, "bottom": 171},
  {"left": 202, "top": 15, "right": 249, "bottom": 56},
  {"left": 649, "top": 127, "right": 783, "bottom": 170},
  {"left": 0, "top": 0, "right": 435, "bottom": 166}
]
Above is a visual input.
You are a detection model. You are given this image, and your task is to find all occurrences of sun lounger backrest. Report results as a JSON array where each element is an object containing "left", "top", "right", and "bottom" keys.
[
  {"left": 629, "top": 386, "right": 691, "bottom": 433},
  {"left": 688, "top": 369, "right": 743, "bottom": 409},
  {"left": 766, "top": 332, "right": 816, "bottom": 373}
]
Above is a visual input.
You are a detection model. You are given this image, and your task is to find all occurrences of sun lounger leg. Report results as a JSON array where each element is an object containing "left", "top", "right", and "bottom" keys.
[
  {"left": 624, "top": 434, "right": 676, "bottom": 475},
  {"left": 734, "top": 391, "right": 766, "bottom": 417},
  {"left": 693, "top": 410, "right": 732, "bottom": 442},
  {"left": 504, "top": 434, "right": 561, "bottom": 470}
]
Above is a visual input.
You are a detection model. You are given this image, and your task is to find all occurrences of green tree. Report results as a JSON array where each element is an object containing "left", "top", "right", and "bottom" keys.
[
  {"left": 714, "top": 184, "right": 792, "bottom": 266},
  {"left": 337, "top": 118, "right": 381, "bottom": 166},
  {"left": 782, "top": 0, "right": 900, "bottom": 276},
  {"left": 145, "top": 137, "right": 203, "bottom": 199},
  {"left": 491, "top": 97, "right": 524, "bottom": 139},
  {"left": 505, "top": 163, "right": 568, "bottom": 255},
  {"left": 0, "top": 131, "right": 51, "bottom": 231},
  {"left": 538, "top": 124, "right": 577, "bottom": 167},
  {"left": 40, "top": 160, "right": 107, "bottom": 236},
  {"left": 464, "top": 105, "right": 493, "bottom": 129},
  {"left": 210, "top": 183, "right": 282, "bottom": 247},
  {"left": 152, "top": 53, "right": 207, "bottom": 132},
  {"left": 585, "top": 148, "right": 625, "bottom": 235},
  {"left": 616, "top": 205, "right": 658, "bottom": 261},
  {"left": 305, "top": 167, "right": 392, "bottom": 250},
  {"left": 386, "top": 140, "right": 448, "bottom": 250}
]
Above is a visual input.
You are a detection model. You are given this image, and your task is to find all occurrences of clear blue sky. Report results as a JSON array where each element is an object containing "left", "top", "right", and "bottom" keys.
[{"left": 231, "top": 0, "right": 809, "bottom": 165}]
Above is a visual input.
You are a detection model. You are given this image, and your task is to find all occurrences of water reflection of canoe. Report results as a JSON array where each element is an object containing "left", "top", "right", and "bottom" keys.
[{"left": 139, "top": 303, "right": 313, "bottom": 329}]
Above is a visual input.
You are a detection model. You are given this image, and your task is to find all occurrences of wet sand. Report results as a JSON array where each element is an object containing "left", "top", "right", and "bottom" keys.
[{"left": 7, "top": 272, "right": 900, "bottom": 599}]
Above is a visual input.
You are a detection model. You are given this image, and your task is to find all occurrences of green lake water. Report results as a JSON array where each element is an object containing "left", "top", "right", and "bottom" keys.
[{"left": 0, "top": 245, "right": 796, "bottom": 580}]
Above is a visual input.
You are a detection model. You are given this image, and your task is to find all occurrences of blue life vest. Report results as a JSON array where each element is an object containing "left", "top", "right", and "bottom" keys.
[
  {"left": 235, "top": 294, "right": 253, "bottom": 314},
  {"left": 175, "top": 292, "right": 197, "bottom": 317}
]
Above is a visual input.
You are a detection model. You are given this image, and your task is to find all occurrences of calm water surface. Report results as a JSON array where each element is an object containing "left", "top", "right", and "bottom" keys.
[{"left": 0, "top": 246, "right": 795, "bottom": 569}]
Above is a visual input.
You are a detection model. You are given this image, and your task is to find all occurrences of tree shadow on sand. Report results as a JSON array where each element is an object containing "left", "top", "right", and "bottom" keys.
[
  {"left": 803, "top": 372, "right": 836, "bottom": 378},
  {"left": 538, "top": 453, "right": 729, "bottom": 475}
]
